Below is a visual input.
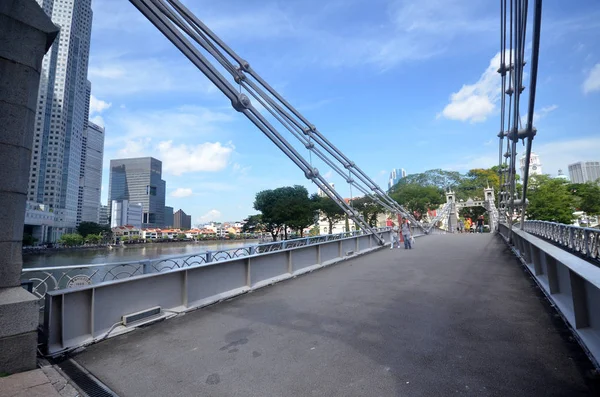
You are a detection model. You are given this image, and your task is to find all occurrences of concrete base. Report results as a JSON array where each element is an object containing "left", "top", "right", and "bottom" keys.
[
  {"left": 0, "top": 331, "right": 37, "bottom": 374},
  {"left": 0, "top": 287, "right": 39, "bottom": 374}
]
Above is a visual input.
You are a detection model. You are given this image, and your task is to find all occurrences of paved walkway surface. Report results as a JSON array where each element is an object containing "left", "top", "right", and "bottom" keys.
[
  {"left": 74, "top": 234, "right": 594, "bottom": 396},
  {"left": 0, "top": 366, "right": 79, "bottom": 397}
]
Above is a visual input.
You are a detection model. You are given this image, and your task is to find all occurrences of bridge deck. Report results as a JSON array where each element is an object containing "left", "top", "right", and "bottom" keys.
[{"left": 73, "top": 234, "right": 594, "bottom": 396}]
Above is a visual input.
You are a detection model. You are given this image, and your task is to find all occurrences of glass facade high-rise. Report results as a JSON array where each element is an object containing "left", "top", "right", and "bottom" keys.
[
  {"left": 77, "top": 120, "right": 104, "bottom": 224},
  {"left": 108, "top": 157, "right": 166, "bottom": 228},
  {"left": 568, "top": 161, "right": 600, "bottom": 184},
  {"left": 164, "top": 206, "right": 174, "bottom": 228},
  {"left": 28, "top": 0, "right": 93, "bottom": 234}
]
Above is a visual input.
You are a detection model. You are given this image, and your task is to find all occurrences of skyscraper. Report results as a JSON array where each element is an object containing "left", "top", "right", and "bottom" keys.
[
  {"left": 164, "top": 206, "right": 174, "bottom": 228},
  {"left": 28, "top": 0, "right": 93, "bottom": 234},
  {"left": 77, "top": 120, "right": 104, "bottom": 224},
  {"left": 174, "top": 209, "right": 192, "bottom": 230},
  {"left": 568, "top": 161, "right": 600, "bottom": 184},
  {"left": 388, "top": 168, "right": 406, "bottom": 190},
  {"left": 108, "top": 157, "right": 166, "bottom": 228}
]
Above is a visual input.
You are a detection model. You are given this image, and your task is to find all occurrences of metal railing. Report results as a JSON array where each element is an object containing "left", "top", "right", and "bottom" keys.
[
  {"left": 522, "top": 221, "right": 600, "bottom": 265},
  {"left": 41, "top": 228, "right": 393, "bottom": 355},
  {"left": 21, "top": 228, "right": 391, "bottom": 303}
]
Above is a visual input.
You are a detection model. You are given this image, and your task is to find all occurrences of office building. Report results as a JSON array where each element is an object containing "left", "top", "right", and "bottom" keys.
[
  {"left": 388, "top": 168, "right": 406, "bottom": 190},
  {"left": 519, "top": 152, "right": 542, "bottom": 178},
  {"left": 110, "top": 200, "right": 143, "bottom": 229},
  {"left": 99, "top": 205, "right": 109, "bottom": 225},
  {"left": 108, "top": 157, "right": 166, "bottom": 228},
  {"left": 568, "top": 161, "right": 600, "bottom": 184},
  {"left": 28, "top": 0, "right": 93, "bottom": 235},
  {"left": 174, "top": 209, "right": 192, "bottom": 230},
  {"left": 164, "top": 206, "right": 174, "bottom": 228},
  {"left": 77, "top": 120, "right": 104, "bottom": 224}
]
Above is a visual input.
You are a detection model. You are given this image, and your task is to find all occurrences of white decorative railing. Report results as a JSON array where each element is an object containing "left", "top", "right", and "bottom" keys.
[{"left": 522, "top": 221, "right": 600, "bottom": 264}]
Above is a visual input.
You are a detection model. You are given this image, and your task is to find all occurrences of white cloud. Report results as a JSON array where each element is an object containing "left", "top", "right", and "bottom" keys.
[
  {"left": 443, "top": 155, "right": 498, "bottom": 172},
  {"left": 323, "top": 169, "right": 333, "bottom": 180},
  {"left": 90, "top": 115, "right": 105, "bottom": 127},
  {"left": 105, "top": 106, "right": 233, "bottom": 147},
  {"left": 157, "top": 141, "right": 234, "bottom": 176},
  {"left": 440, "top": 52, "right": 505, "bottom": 123},
  {"left": 232, "top": 163, "right": 251, "bottom": 176},
  {"left": 521, "top": 104, "right": 559, "bottom": 125},
  {"left": 198, "top": 209, "right": 222, "bottom": 223},
  {"left": 583, "top": 63, "right": 600, "bottom": 94},
  {"left": 171, "top": 188, "right": 193, "bottom": 198},
  {"left": 90, "top": 95, "right": 112, "bottom": 114}
]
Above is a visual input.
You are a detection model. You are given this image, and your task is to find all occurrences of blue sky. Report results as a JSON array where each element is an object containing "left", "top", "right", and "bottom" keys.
[{"left": 89, "top": 0, "right": 600, "bottom": 225}]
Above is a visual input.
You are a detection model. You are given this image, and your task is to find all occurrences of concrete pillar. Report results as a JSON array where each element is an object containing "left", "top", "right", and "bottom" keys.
[{"left": 0, "top": 0, "right": 58, "bottom": 374}]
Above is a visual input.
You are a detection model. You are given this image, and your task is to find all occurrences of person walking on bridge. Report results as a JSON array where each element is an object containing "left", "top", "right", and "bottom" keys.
[
  {"left": 401, "top": 218, "right": 412, "bottom": 249},
  {"left": 477, "top": 215, "right": 485, "bottom": 233}
]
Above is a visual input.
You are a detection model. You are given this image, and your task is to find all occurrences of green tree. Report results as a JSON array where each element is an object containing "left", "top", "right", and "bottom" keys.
[
  {"left": 351, "top": 195, "right": 383, "bottom": 226},
  {"left": 282, "top": 186, "right": 314, "bottom": 237},
  {"left": 242, "top": 214, "right": 264, "bottom": 234},
  {"left": 227, "top": 232, "right": 236, "bottom": 240},
  {"left": 254, "top": 188, "right": 286, "bottom": 241},
  {"left": 312, "top": 194, "right": 345, "bottom": 234},
  {"left": 390, "top": 184, "right": 444, "bottom": 220},
  {"left": 59, "top": 233, "right": 84, "bottom": 247},
  {"left": 85, "top": 234, "right": 102, "bottom": 244},
  {"left": 526, "top": 175, "right": 577, "bottom": 224},
  {"left": 22, "top": 233, "right": 37, "bottom": 246},
  {"left": 176, "top": 233, "right": 187, "bottom": 240},
  {"left": 569, "top": 183, "right": 600, "bottom": 216},
  {"left": 254, "top": 185, "right": 314, "bottom": 240},
  {"left": 77, "top": 221, "right": 110, "bottom": 238}
]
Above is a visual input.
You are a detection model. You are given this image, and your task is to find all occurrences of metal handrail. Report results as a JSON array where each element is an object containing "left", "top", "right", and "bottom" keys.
[
  {"left": 21, "top": 227, "right": 392, "bottom": 302},
  {"left": 522, "top": 220, "right": 600, "bottom": 264}
]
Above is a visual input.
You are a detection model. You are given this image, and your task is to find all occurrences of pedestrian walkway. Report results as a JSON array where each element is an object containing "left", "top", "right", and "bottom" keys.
[
  {"left": 72, "top": 234, "right": 595, "bottom": 396},
  {"left": 0, "top": 366, "right": 78, "bottom": 397}
]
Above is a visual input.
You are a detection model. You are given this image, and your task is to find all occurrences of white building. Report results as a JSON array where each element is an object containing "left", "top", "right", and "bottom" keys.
[
  {"left": 111, "top": 200, "right": 143, "bottom": 229},
  {"left": 555, "top": 169, "right": 569, "bottom": 181},
  {"left": 99, "top": 205, "right": 109, "bottom": 225},
  {"left": 28, "top": 0, "right": 93, "bottom": 236},
  {"left": 317, "top": 183, "right": 335, "bottom": 198},
  {"left": 388, "top": 168, "right": 407, "bottom": 190},
  {"left": 568, "top": 161, "right": 600, "bottom": 184},
  {"left": 77, "top": 120, "right": 104, "bottom": 224},
  {"left": 520, "top": 152, "right": 542, "bottom": 178}
]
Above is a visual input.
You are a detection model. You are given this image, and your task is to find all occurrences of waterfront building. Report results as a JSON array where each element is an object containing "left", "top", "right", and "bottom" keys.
[
  {"left": 164, "top": 206, "right": 174, "bottom": 228},
  {"left": 77, "top": 121, "right": 104, "bottom": 224},
  {"left": 108, "top": 157, "right": 166, "bottom": 228},
  {"left": 174, "top": 209, "right": 192, "bottom": 230},
  {"left": 28, "top": 0, "right": 93, "bottom": 236},
  {"left": 110, "top": 200, "right": 143, "bottom": 229},
  {"left": 99, "top": 205, "right": 109, "bottom": 225}
]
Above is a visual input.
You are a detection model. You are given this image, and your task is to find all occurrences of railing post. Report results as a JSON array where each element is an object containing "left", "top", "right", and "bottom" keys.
[
  {"left": 282, "top": 240, "right": 287, "bottom": 249},
  {"left": 531, "top": 245, "right": 542, "bottom": 276},
  {"left": 316, "top": 244, "right": 321, "bottom": 265},
  {"left": 287, "top": 251, "right": 293, "bottom": 274},
  {"left": 206, "top": 251, "right": 213, "bottom": 263},
  {"left": 142, "top": 261, "right": 152, "bottom": 274},
  {"left": 245, "top": 258, "right": 251, "bottom": 287},
  {"left": 338, "top": 240, "right": 343, "bottom": 258},
  {"left": 355, "top": 236, "right": 359, "bottom": 253}
]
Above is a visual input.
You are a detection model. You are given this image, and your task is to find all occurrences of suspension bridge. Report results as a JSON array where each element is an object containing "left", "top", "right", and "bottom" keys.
[{"left": 2, "top": 0, "right": 600, "bottom": 395}]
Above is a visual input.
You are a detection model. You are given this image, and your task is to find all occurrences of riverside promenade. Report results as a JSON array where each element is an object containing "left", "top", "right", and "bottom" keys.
[{"left": 68, "top": 234, "right": 595, "bottom": 396}]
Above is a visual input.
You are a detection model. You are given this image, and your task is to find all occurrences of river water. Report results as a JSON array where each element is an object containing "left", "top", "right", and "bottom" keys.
[{"left": 22, "top": 240, "right": 259, "bottom": 269}]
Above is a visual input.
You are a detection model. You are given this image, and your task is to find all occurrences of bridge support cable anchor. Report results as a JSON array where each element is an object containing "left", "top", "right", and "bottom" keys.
[{"left": 131, "top": 0, "right": 386, "bottom": 244}]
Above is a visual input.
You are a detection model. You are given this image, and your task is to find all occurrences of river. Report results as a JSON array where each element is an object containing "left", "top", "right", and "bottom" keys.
[{"left": 22, "top": 240, "right": 260, "bottom": 269}]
